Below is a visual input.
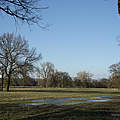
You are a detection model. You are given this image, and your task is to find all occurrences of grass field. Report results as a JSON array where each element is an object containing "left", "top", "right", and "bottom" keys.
[{"left": 1, "top": 88, "right": 120, "bottom": 120}]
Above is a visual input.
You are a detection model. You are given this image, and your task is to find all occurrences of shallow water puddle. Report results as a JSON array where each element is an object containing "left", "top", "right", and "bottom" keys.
[{"left": 23, "top": 96, "right": 116, "bottom": 106}]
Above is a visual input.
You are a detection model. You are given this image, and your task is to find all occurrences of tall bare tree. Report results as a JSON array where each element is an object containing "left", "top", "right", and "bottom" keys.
[
  {"left": 0, "top": 33, "right": 41, "bottom": 91},
  {"left": 39, "top": 62, "right": 55, "bottom": 88},
  {"left": 0, "top": 0, "right": 48, "bottom": 27}
]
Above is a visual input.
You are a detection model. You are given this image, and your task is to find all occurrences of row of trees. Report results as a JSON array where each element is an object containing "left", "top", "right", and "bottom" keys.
[
  {"left": 35, "top": 62, "right": 112, "bottom": 88},
  {"left": 0, "top": 59, "right": 111, "bottom": 90},
  {"left": 36, "top": 63, "right": 110, "bottom": 88},
  {"left": 36, "top": 62, "right": 73, "bottom": 88},
  {"left": 0, "top": 33, "right": 120, "bottom": 91}
]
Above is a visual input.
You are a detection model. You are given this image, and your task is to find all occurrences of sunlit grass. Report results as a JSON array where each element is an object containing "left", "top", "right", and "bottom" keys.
[{"left": 0, "top": 88, "right": 120, "bottom": 104}]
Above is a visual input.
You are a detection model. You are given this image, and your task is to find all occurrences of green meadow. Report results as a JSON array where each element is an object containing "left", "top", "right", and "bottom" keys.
[{"left": 1, "top": 88, "right": 120, "bottom": 120}]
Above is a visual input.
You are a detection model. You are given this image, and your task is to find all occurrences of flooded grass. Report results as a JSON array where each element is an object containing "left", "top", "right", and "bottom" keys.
[{"left": 23, "top": 96, "right": 115, "bottom": 106}]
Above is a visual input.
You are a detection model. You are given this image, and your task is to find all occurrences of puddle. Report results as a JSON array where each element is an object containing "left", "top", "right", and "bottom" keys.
[{"left": 23, "top": 96, "right": 116, "bottom": 106}]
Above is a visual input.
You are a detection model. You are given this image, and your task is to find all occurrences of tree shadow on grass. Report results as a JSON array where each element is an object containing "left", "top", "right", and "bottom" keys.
[
  {"left": 1, "top": 102, "right": 120, "bottom": 120},
  {"left": 17, "top": 104, "right": 115, "bottom": 120}
]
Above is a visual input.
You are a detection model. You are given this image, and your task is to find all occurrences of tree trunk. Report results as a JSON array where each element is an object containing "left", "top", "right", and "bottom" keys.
[
  {"left": 7, "top": 75, "right": 11, "bottom": 92},
  {"left": 45, "top": 79, "right": 48, "bottom": 88},
  {"left": 1, "top": 73, "right": 4, "bottom": 91}
]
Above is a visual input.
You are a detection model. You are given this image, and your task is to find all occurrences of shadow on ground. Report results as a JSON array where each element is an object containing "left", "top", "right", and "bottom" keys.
[{"left": 1, "top": 102, "right": 120, "bottom": 120}]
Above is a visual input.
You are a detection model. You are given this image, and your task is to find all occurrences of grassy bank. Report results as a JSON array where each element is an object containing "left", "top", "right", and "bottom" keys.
[{"left": 0, "top": 88, "right": 120, "bottom": 120}]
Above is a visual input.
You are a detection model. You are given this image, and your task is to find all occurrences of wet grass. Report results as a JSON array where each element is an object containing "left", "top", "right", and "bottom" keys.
[{"left": 1, "top": 88, "right": 120, "bottom": 119}]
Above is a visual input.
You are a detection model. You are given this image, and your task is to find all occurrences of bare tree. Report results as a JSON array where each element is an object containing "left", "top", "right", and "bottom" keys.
[
  {"left": 76, "top": 71, "right": 93, "bottom": 88},
  {"left": 0, "top": 33, "right": 41, "bottom": 91},
  {"left": 54, "top": 71, "right": 72, "bottom": 88},
  {"left": 109, "top": 62, "right": 120, "bottom": 89},
  {"left": 0, "top": 0, "right": 48, "bottom": 27},
  {"left": 39, "top": 62, "right": 55, "bottom": 88},
  {"left": 109, "top": 62, "right": 120, "bottom": 76}
]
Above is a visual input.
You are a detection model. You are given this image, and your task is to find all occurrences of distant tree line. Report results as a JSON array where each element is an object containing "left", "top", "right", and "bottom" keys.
[
  {"left": 0, "top": 54, "right": 119, "bottom": 90},
  {"left": 0, "top": 33, "right": 120, "bottom": 91},
  {"left": 0, "top": 60, "right": 111, "bottom": 89},
  {"left": 0, "top": 59, "right": 111, "bottom": 89},
  {"left": 34, "top": 62, "right": 112, "bottom": 88}
]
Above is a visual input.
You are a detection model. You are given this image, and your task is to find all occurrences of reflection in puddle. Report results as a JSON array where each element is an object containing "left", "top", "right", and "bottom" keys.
[{"left": 24, "top": 96, "right": 115, "bottom": 106}]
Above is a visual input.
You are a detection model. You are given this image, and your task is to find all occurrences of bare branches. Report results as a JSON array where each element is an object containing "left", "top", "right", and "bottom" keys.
[
  {"left": 0, "top": 33, "right": 41, "bottom": 91},
  {"left": 0, "top": 0, "right": 48, "bottom": 27},
  {"left": 118, "top": 0, "right": 120, "bottom": 14}
]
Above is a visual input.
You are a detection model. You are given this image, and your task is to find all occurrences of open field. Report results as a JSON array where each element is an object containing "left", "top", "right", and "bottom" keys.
[{"left": 1, "top": 88, "right": 120, "bottom": 120}]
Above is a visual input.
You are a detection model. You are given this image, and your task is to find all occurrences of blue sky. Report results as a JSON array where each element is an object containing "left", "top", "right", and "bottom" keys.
[{"left": 0, "top": 0, "right": 120, "bottom": 79}]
